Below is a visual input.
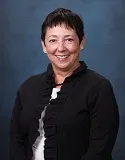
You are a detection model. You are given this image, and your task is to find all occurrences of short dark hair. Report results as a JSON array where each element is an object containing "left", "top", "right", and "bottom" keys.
[{"left": 41, "top": 8, "right": 84, "bottom": 43}]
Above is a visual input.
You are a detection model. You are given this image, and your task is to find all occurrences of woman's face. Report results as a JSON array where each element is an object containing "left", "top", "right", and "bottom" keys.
[{"left": 41, "top": 24, "right": 85, "bottom": 72}]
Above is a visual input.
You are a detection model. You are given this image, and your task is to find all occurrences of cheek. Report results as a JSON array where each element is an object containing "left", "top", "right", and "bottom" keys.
[
  {"left": 46, "top": 45, "right": 57, "bottom": 54},
  {"left": 67, "top": 44, "right": 80, "bottom": 53}
]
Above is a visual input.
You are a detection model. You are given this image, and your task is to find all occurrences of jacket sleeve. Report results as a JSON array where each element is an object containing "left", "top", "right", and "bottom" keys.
[
  {"left": 80, "top": 79, "right": 119, "bottom": 160},
  {"left": 9, "top": 91, "right": 26, "bottom": 160}
]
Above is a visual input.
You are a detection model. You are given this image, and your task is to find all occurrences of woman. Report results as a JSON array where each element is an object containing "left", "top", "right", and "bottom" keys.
[{"left": 10, "top": 8, "right": 119, "bottom": 160}]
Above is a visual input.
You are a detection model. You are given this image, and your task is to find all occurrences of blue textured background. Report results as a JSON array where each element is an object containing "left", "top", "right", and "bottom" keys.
[{"left": 1, "top": 0, "right": 125, "bottom": 159}]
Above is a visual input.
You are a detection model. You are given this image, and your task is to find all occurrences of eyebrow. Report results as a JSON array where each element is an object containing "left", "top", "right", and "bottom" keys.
[{"left": 47, "top": 35, "right": 74, "bottom": 38}]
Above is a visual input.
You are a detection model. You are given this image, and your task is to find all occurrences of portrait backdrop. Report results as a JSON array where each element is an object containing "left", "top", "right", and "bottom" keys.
[{"left": 1, "top": 0, "right": 125, "bottom": 159}]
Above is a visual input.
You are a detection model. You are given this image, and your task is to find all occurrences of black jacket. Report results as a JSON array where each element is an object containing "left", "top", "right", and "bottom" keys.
[{"left": 10, "top": 62, "right": 119, "bottom": 160}]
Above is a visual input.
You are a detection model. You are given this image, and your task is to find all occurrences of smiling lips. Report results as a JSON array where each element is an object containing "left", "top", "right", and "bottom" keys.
[{"left": 55, "top": 55, "right": 69, "bottom": 61}]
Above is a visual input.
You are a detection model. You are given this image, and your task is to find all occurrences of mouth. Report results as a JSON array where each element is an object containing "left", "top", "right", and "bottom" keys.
[{"left": 55, "top": 55, "right": 69, "bottom": 61}]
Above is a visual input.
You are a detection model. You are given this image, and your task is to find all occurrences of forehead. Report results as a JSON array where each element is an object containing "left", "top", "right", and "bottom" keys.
[{"left": 45, "top": 24, "right": 77, "bottom": 37}]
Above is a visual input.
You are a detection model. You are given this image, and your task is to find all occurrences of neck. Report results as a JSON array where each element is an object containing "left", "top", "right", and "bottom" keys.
[{"left": 53, "top": 62, "right": 80, "bottom": 85}]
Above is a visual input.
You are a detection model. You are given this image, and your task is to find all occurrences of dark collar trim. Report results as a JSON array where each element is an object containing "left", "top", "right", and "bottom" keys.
[{"left": 46, "top": 61, "right": 87, "bottom": 78}]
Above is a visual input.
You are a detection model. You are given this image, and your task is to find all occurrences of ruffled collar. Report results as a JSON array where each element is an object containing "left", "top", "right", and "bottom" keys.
[{"left": 46, "top": 61, "right": 87, "bottom": 86}]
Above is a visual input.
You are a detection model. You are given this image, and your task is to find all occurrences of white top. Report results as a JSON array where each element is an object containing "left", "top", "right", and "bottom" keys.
[{"left": 32, "top": 88, "right": 60, "bottom": 160}]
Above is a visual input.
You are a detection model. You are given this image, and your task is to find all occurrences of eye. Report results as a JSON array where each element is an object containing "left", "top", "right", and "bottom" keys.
[
  {"left": 49, "top": 39, "right": 57, "bottom": 43},
  {"left": 65, "top": 38, "right": 74, "bottom": 43}
]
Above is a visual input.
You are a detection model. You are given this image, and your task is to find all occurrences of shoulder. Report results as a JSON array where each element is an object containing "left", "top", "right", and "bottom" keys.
[
  {"left": 86, "top": 69, "right": 108, "bottom": 82},
  {"left": 85, "top": 69, "right": 112, "bottom": 88},
  {"left": 84, "top": 69, "right": 115, "bottom": 102},
  {"left": 79, "top": 68, "right": 114, "bottom": 95},
  {"left": 18, "top": 72, "right": 47, "bottom": 94}
]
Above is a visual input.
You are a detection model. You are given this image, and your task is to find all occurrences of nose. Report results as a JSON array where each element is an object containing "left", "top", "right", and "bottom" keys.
[{"left": 57, "top": 40, "right": 66, "bottom": 52}]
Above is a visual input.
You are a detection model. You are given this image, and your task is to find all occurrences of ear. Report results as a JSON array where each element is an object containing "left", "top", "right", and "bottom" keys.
[
  {"left": 80, "top": 37, "right": 85, "bottom": 50},
  {"left": 41, "top": 41, "right": 47, "bottom": 53}
]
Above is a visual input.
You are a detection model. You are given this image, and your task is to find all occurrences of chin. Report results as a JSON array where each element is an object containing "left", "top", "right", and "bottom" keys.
[{"left": 53, "top": 63, "right": 71, "bottom": 71}]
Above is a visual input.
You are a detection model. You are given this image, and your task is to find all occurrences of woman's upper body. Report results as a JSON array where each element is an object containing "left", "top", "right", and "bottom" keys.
[
  {"left": 10, "top": 8, "right": 119, "bottom": 160},
  {"left": 10, "top": 62, "right": 119, "bottom": 160}
]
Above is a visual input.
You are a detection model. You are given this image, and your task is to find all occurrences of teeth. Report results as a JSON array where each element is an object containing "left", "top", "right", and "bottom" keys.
[
  {"left": 56, "top": 55, "right": 69, "bottom": 60},
  {"left": 56, "top": 55, "right": 68, "bottom": 58}
]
